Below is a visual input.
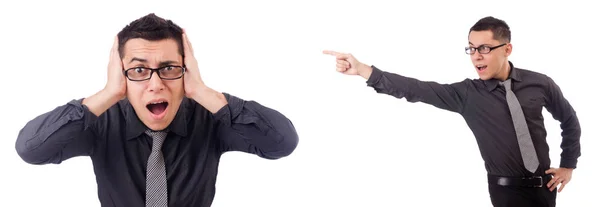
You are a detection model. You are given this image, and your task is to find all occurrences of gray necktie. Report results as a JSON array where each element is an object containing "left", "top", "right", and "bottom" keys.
[
  {"left": 500, "top": 79, "right": 539, "bottom": 173},
  {"left": 145, "top": 130, "right": 169, "bottom": 207}
]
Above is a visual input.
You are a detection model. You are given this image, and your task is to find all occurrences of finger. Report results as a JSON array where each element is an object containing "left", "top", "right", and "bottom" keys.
[
  {"left": 182, "top": 32, "right": 192, "bottom": 54},
  {"left": 550, "top": 179, "right": 561, "bottom": 191},
  {"left": 186, "top": 33, "right": 195, "bottom": 54},
  {"left": 335, "top": 53, "right": 351, "bottom": 60},
  {"left": 109, "top": 36, "right": 116, "bottom": 57},
  {"left": 546, "top": 176, "right": 558, "bottom": 188},
  {"left": 182, "top": 32, "right": 194, "bottom": 56},
  {"left": 110, "top": 36, "right": 116, "bottom": 52},
  {"left": 336, "top": 67, "right": 347, "bottom": 72},
  {"left": 545, "top": 168, "right": 556, "bottom": 174},
  {"left": 110, "top": 36, "right": 123, "bottom": 70},
  {"left": 336, "top": 63, "right": 348, "bottom": 69},
  {"left": 552, "top": 180, "right": 562, "bottom": 190},
  {"left": 336, "top": 61, "right": 350, "bottom": 68},
  {"left": 336, "top": 59, "right": 350, "bottom": 67},
  {"left": 113, "top": 35, "right": 119, "bottom": 48},
  {"left": 558, "top": 181, "right": 567, "bottom": 192},
  {"left": 322, "top": 50, "right": 341, "bottom": 56},
  {"left": 111, "top": 37, "right": 120, "bottom": 58}
]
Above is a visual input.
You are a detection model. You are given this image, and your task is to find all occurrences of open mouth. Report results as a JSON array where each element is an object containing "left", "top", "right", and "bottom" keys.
[
  {"left": 476, "top": 64, "right": 488, "bottom": 72},
  {"left": 146, "top": 100, "right": 169, "bottom": 116}
]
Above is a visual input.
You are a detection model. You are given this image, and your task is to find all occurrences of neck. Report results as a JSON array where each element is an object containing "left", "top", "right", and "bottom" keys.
[{"left": 496, "top": 61, "right": 511, "bottom": 81}]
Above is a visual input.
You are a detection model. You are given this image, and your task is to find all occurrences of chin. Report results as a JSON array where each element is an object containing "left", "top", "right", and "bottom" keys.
[
  {"left": 145, "top": 121, "right": 169, "bottom": 131},
  {"left": 479, "top": 76, "right": 492, "bottom": 80},
  {"left": 140, "top": 116, "right": 172, "bottom": 131},
  {"left": 477, "top": 72, "right": 493, "bottom": 80}
]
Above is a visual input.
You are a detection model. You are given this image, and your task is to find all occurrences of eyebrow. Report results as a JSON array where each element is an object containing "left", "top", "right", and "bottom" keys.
[
  {"left": 129, "top": 57, "right": 180, "bottom": 67},
  {"left": 468, "top": 42, "right": 492, "bottom": 47}
]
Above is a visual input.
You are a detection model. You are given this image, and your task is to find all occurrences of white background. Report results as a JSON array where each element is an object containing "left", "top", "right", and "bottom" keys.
[{"left": 1, "top": 0, "right": 598, "bottom": 206}]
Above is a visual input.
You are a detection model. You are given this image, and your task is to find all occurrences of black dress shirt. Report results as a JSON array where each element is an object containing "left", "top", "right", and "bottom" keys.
[
  {"left": 366, "top": 61, "right": 581, "bottom": 177},
  {"left": 15, "top": 93, "right": 299, "bottom": 207}
]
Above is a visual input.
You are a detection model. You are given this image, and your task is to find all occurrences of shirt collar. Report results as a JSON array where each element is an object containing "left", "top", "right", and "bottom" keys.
[
  {"left": 484, "top": 61, "right": 522, "bottom": 91},
  {"left": 124, "top": 97, "right": 190, "bottom": 140}
]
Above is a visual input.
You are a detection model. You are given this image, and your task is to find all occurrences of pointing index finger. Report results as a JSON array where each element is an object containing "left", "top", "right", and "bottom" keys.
[{"left": 322, "top": 50, "right": 341, "bottom": 56}]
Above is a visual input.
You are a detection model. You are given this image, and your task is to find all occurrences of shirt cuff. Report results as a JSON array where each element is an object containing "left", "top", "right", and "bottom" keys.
[
  {"left": 559, "top": 158, "right": 578, "bottom": 169},
  {"left": 212, "top": 93, "right": 243, "bottom": 126},
  {"left": 366, "top": 65, "right": 384, "bottom": 86},
  {"left": 67, "top": 98, "right": 99, "bottom": 131}
]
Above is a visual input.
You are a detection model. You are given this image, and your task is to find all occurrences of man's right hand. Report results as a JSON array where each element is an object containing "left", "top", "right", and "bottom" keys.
[
  {"left": 322, "top": 50, "right": 373, "bottom": 79},
  {"left": 82, "top": 36, "right": 127, "bottom": 117},
  {"left": 104, "top": 36, "right": 127, "bottom": 100}
]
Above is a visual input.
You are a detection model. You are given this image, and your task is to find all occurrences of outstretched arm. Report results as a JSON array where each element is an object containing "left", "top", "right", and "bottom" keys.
[{"left": 323, "top": 50, "right": 469, "bottom": 114}]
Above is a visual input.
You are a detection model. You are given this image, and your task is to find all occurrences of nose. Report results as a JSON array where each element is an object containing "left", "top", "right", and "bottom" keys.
[
  {"left": 472, "top": 51, "right": 483, "bottom": 60},
  {"left": 147, "top": 72, "right": 165, "bottom": 92}
]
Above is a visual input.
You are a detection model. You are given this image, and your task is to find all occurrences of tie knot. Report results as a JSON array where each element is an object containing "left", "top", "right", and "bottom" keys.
[
  {"left": 145, "top": 129, "right": 168, "bottom": 151},
  {"left": 500, "top": 79, "right": 512, "bottom": 91}
]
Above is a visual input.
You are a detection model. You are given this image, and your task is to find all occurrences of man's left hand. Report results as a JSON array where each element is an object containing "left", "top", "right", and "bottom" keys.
[
  {"left": 545, "top": 167, "right": 573, "bottom": 192},
  {"left": 181, "top": 29, "right": 206, "bottom": 98},
  {"left": 181, "top": 30, "right": 228, "bottom": 113}
]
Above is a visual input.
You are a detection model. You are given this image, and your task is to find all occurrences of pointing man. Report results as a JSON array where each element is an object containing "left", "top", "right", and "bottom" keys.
[{"left": 324, "top": 16, "right": 581, "bottom": 207}]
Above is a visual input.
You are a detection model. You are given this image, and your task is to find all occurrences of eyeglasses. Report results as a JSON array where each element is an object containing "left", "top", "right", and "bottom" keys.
[
  {"left": 465, "top": 43, "right": 506, "bottom": 55},
  {"left": 123, "top": 65, "right": 186, "bottom": 81}
]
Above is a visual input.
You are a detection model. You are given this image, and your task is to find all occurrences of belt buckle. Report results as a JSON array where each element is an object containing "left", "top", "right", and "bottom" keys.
[{"left": 524, "top": 176, "right": 543, "bottom": 187}]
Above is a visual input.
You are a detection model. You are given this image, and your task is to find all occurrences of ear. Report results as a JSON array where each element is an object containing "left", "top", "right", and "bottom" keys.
[{"left": 505, "top": 43, "right": 513, "bottom": 57}]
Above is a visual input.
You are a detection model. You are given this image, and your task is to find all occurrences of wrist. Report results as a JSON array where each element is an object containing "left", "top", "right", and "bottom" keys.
[
  {"left": 358, "top": 63, "right": 373, "bottom": 79},
  {"left": 97, "top": 88, "right": 124, "bottom": 108},
  {"left": 189, "top": 83, "right": 209, "bottom": 101},
  {"left": 190, "top": 84, "right": 227, "bottom": 113},
  {"left": 82, "top": 88, "right": 123, "bottom": 117},
  {"left": 103, "top": 86, "right": 125, "bottom": 101}
]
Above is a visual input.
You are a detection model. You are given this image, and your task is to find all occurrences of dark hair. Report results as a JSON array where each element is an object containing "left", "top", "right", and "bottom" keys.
[
  {"left": 117, "top": 13, "right": 184, "bottom": 58},
  {"left": 469, "top": 16, "right": 511, "bottom": 43}
]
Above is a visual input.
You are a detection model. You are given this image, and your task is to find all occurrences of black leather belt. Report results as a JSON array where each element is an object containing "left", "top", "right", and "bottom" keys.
[{"left": 488, "top": 174, "right": 553, "bottom": 188}]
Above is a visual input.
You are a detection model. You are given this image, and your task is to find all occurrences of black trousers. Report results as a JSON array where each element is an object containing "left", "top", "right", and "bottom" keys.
[{"left": 488, "top": 183, "right": 557, "bottom": 207}]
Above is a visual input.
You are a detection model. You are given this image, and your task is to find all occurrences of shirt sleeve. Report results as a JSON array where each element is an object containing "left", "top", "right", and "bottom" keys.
[
  {"left": 214, "top": 93, "right": 299, "bottom": 159},
  {"left": 15, "top": 99, "right": 100, "bottom": 165},
  {"left": 366, "top": 65, "right": 470, "bottom": 114},
  {"left": 544, "top": 76, "right": 581, "bottom": 169}
]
